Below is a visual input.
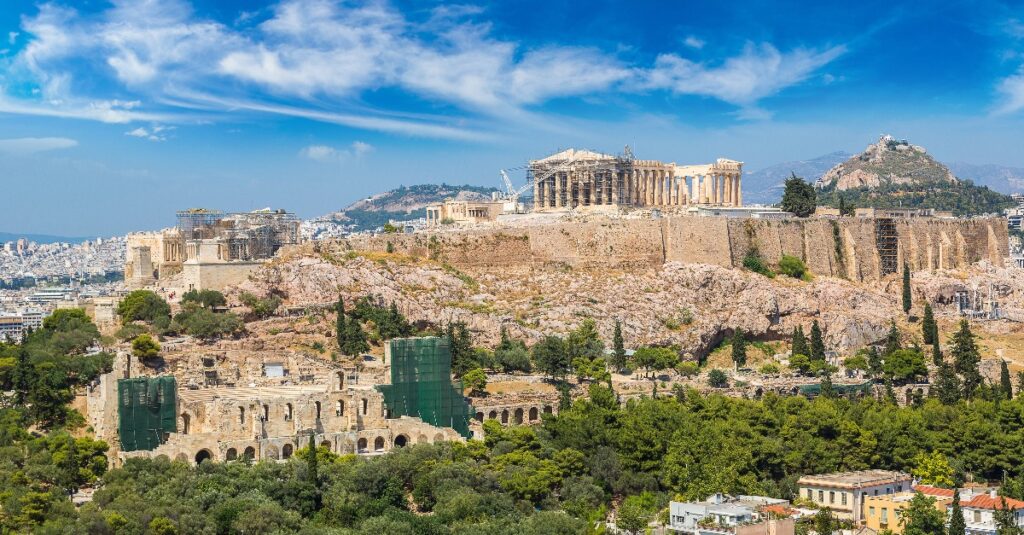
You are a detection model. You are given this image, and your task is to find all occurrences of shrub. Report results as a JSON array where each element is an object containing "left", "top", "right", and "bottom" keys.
[
  {"left": 743, "top": 247, "right": 775, "bottom": 277},
  {"left": 759, "top": 362, "right": 780, "bottom": 375},
  {"left": 174, "top": 307, "right": 244, "bottom": 341},
  {"left": 239, "top": 292, "right": 281, "bottom": 320},
  {"left": 676, "top": 361, "right": 700, "bottom": 377},
  {"left": 115, "top": 323, "right": 148, "bottom": 342},
  {"left": 778, "top": 255, "right": 810, "bottom": 280},
  {"left": 131, "top": 334, "right": 160, "bottom": 361},
  {"left": 117, "top": 290, "right": 170, "bottom": 324},
  {"left": 708, "top": 369, "right": 729, "bottom": 388},
  {"left": 181, "top": 289, "right": 226, "bottom": 309}
]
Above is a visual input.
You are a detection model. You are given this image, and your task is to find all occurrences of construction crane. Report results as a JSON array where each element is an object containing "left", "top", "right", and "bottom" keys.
[{"left": 499, "top": 169, "right": 532, "bottom": 214}]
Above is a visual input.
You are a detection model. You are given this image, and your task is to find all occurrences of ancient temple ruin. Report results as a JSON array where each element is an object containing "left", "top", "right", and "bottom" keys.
[{"left": 530, "top": 147, "right": 743, "bottom": 210}]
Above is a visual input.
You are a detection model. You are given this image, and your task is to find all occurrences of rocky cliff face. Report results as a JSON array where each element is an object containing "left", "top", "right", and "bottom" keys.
[
  {"left": 229, "top": 250, "right": 1004, "bottom": 358},
  {"left": 817, "top": 135, "right": 957, "bottom": 191}
]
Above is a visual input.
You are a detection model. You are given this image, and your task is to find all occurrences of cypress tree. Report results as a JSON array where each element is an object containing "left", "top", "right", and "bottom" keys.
[
  {"left": 612, "top": 320, "right": 626, "bottom": 372},
  {"left": 820, "top": 373, "right": 834, "bottom": 399},
  {"left": 1018, "top": 371, "right": 1024, "bottom": 400},
  {"left": 810, "top": 320, "right": 825, "bottom": 361},
  {"left": 731, "top": 329, "right": 747, "bottom": 370},
  {"left": 335, "top": 296, "right": 347, "bottom": 351},
  {"left": 867, "top": 346, "right": 883, "bottom": 378},
  {"left": 791, "top": 326, "right": 809, "bottom": 357},
  {"left": 937, "top": 362, "right": 958, "bottom": 403},
  {"left": 932, "top": 339, "right": 943, "bottom": 367},
  {"left": 884, "top": 321, "right": 902, "bottom": 357},
  {"left": 921, "top": 304, "right": 936, "bottom": 345},
  {"left": 1000, "top": 360, "right": 1014, "bottom": 400},
  {"left": 951, "top": 319, "right": 981, "bottom": 400},
  {"left": 902, "top": 263, "right": 912, "bottom": 315},
  {"left": 948, "top": 489, "right": 966, "bottom": 535},
  {"left": 343, "top": 314, "right": 369, "bottom": 356}
]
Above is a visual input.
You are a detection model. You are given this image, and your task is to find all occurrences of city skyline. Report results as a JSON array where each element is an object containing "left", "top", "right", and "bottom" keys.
[{"left": 2, "top": 0, "right": 1024, "bottom": 236}]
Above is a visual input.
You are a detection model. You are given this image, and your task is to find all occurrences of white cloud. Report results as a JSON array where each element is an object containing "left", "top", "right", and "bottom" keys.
[
  {"left": 7, "top": 32, "right": 17, "bottom": 45},
  {"left": 683, "top": 35, "right": 705, "bottom": 49},
  {"left": 125, "top": 123, "right": 174, "bottom": 141},
  {"left": 300, "top": 141, "right": 374, "bottom": 162},
  {"left": 643, "top": 42, "right": 847, "bottom": 111},
  {"left": 0, "top": 136, "right": 77, "bottom": 154},
  {"left": 995, "top": 68, "right": 1024, "bottom": 114}
]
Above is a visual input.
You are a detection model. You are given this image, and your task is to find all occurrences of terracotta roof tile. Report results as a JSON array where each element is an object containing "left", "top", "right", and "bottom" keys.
[
  {"left": 913, "top": 485, "right": 955, "bottom": 498},
  {"left": 961, "top": 494, "right": 1024, "bottom": 510}
]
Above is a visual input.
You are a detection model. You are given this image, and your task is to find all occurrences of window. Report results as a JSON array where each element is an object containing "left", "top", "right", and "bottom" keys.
[
  {"left": 285, "top": 403, "right": 293, "bottom": 421},
  {"left": 869, "top": 506, "right": 875, "bottom": 517},
  {"left": 819, "top": 491, "right": 824, "bottom": 502},
  {"left": 974, "top": 511, "right": 982, "bottom": 523},
  {"left": 881, "top": 508, "right": 888, "bottom": 524},
  {"left": 841, "top": 493, "right": 847, "bottom": 506},
  {"left": 806, "top": 489, "right": 813, "bottom": 499},
  {"left": 829, "top": 491, "right": 835, "bottom": 504}
]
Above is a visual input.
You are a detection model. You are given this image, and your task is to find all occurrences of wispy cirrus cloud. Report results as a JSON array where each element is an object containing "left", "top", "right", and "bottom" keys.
[
  {"left": 0, "top": 136, "right": 77, "bottom": 154},
  {"left": 0, "top": 0, "right": 848, "bottom": 137}
]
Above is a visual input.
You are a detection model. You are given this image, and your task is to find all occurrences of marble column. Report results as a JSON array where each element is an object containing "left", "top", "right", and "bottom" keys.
[
  {"left": 735, "top": 173, "right": 742, "bottom": 206},
  {"left": 719, "top": 174, "right": 726, "bottom": 205},
  {"left": 555, "top": 173, "right": 563, "bottom": 208},
  {"left": 725, "top": 175, "right": 732, "bottom": 205},
  {"left": 691, "top": 176, "right": 699, "bottom": 204}
]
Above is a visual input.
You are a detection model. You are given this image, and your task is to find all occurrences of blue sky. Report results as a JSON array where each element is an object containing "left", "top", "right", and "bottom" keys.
[{"left": 1, "top": 0, "right": 1024, "bottom": 236}]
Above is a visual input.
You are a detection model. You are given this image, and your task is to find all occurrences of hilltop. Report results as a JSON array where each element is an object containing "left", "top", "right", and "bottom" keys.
[
  {"left": 322, "top": 183, "right": 500, "bottom": 231},
  {"left": 816, "top": 135, "right": 1014, "bottom": 215}
]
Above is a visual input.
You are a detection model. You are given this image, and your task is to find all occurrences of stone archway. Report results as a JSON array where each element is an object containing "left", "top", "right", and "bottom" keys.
[
  {"left": 394, "top": 434, "right": 409, "bottom": 448},
  {"left": 321, "top": 440, "right": 332, "bottom": 451},
  {"left": 501, "top": 409, "right": 509, "bottom": 424},
  {"left": 225, "top": 448, "right": 238, "bottom": 461},
  {"left": 357, "top": 438, "right": 368, "bottom": 452},
  {"left": 265, "top": 444, "right": 279, "bottom": 460},
  {"left": 475, "top": 412, "right": 484, "bottom": 421},
  {"left": 434, "top": 433, "right": 445, "bottom": 443},
  {"left": 543, "top": 405, "right": 552, "bottom": 414},
  {"left": 373, "top": 436, "right": 385, "bottom": 451},
  {"left": 195, "top": 449, "right": 213, "bottom": 465},
  {"left": 488, "top": 410, "right": 497, "bottom": 420},
  {"left": 529, "top": 407, "right": 538, "bottom": 421},
  {"left": 243, "top": 446, "right": 256, "bottom": 460},
  {"left": 514, "top": 408, "right": 524, "bottom": 424},
  {"left": 282, "top": 444, "right": 293, "bottom": 459},
  {"left": 417, "top": 434, "right": 428, "bottom": 444},
  {"left": 181, "top": 413, "right": 191, "bottom": 435}
]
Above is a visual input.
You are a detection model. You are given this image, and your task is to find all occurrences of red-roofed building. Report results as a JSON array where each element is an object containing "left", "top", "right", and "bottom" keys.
[
  {"left": 912, "top": 485, "right": 955, "bottom": 499},
  {"left": 957, "top": 491, "right": 1024, "bottom": 535}
]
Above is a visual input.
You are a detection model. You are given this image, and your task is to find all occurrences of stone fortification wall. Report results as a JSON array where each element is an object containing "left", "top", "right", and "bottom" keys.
[{"left": 336, "top": 215, "right": 1007, "bottom": 280}]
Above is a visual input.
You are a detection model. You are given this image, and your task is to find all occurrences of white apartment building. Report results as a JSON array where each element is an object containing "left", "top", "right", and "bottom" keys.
[{"left": 797, "top": 470, "right": 912, "bottom": 522}]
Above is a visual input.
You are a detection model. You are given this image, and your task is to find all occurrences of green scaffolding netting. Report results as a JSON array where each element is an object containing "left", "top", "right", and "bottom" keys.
[
  {"left": 377, "top": 337, "right": 475, "bottom": 439},
  {"left": 117, "top": 376, "right": 177, "bottom": 452}
]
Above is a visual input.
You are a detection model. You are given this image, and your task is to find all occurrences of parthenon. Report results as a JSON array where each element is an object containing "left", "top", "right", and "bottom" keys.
[{"left": 530, "top": 148, "right": 743, "bottom": 210}]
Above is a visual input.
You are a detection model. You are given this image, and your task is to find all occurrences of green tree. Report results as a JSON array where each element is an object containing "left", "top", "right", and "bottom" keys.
[
  {"left": 994, "top": 496, "right": 1023, "bottom": 535},
  {"left": 446, "top": 322, "right": 474, "bottom": 376},
  {"left": 1018, "top": 371, "right": 1024, "bottom": 399},
  {"left": 867, "top": 346, "right": 883, "bottom": 377},
  {"left": 902, "top": 263, "right": 912, "bottom": 315},
  {"left": 789, "top": 353, "right": 812, "bottom": 375},
  {"left": 814, "top": 507, "right": 837, "bottom": 535},
  {"left": 884, "top": 321, "right": 902, "bottom": 357},
  {"left": 950, "top": 319, "right": 982, "bottom": 399},
  {"left": 932, "top": 339, "right": 943, "bottom": 367},
  {"left": 791, "top": 326, "right": 809, "bottom": 359},
  {"left": 883, "top": 349, "right": 928, "bottom": 384},
  {"left": 616, "top": 495, "right": 651, "bottom": 535},
  {"left": 567, "top": 318, "right": 604, "bottom": 362},
  {"left": 463, "top": 368, "right": 488, "bottom": 396},
  {"left": 181, "top": 289, "right": 226, "bottom": 309},
  {"left": 532, "top": 335, "right": 570, "bottom": 381},
  {"left": 708, "top": 369, "right": 729, "bottom": 388},
  {"left": 810, "top": 320, "right": 825, "bottom": 361},
  {"left": 911, "top": 452, "right": 954, "bottom": 487},
  {"left": 494, "top": 344, "right": 532, "bottom": 373},
  {"left": 949, "top": 489, "right": 967, "bottom": 535},
  {"left": 820, "top": 373, "right": 835, "bottom": 398},
  {"left": 131, "top": 334, "right": 160, "bottom": 362},
  {"left": 116, "top": 290, "right": 171, "bottom": 323},
  {"left": 611, "top": 320, "right": 627, "bottom": 372},
  {"left": 781, "top": 173, "right": 817, "bottom": 217},
  {"left": 933, "top": 361, "right": 961, "bottom": 405},
  {"left": 731, "top": 329, "right": 747, "bottom": 370},
  {"left": 921, "top": 304, "right": 937, "bottom": 345},
  {"left": 239, "top": 292, "right": 281, "bottom": 320},
  {"left": 631, "top": 347, "right": 676, "bottom": 379},
  {"left": 174, "top": 307, "right": 243, "bottom": 341},
  {"left": 900, "top": 492, "right": 946, "bottom": 535},
  {"left": 1000, "top": 360, "right": 1014, "bottom": 400},
  {"left": 335, "top": 296, "right": 347, "bottom": 350}
]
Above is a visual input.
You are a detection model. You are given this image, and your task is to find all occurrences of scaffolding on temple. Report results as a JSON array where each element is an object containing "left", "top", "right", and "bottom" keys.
[
  {"left": 176, "top": 208, "right": 225, "bottom": 239},
  {"left": 117, "top": 376, "right": 178, "bottom": 452},
  {"left": 377, "top": 337, "right": 475, "bottom": 439}
]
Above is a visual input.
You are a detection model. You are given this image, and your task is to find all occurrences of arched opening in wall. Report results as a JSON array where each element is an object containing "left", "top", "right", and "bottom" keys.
[
  {"left": 175, "top": 453, "right": 188, "bottom": 463},
  {"left": 238, "top": 406, "right": 245, "bottom": 426},
  {"left": 285, "top": 403, "right": 293, "bottom": 421},
  {"left": 790, "top": 387, "right": 799, "bottom": 395},
  {"left": 262, "top": 404, "right": 269, "bottom": 421},
  {"left": 337, "top": 371, "right": 344, "bottom": 390},
  {"left": 243, "top": 446, "right": 256, "bottom": 460},
  {"left": 357, "top": 438, "right": 368, "bottom": 453},
  {"left": 488, "top": 410, "right": 497, "bottom": 420},
  {"left": 265, "top": 445, "right": 279, "bottom": 460},
  {"left": 417, "top": 434, "right": 428, "bottom": 444},
  {"left": 315, "top": 401, "right": 322, "bottom": 421},
  {"left": 394, "top": 435, "right": 409, "bottom": 448},
  {"left": 373, "top": 437, "right": 385, "bottom": 451},
  {"left": 514, "top": 408, "right": 524, "bottom": 424},
  {"left": 336, "top": 400, "right": 344, "bottom": 416},
  {"left": 754, "top": 388, "right": 764, "bottom": 400},
  {"left": 321, "top": 440, "right": 332, "bottom": 451},
  {"left": 361, "top": 398, "right": 368, "bottom": 415},
  {"left": 905, "top": 389, "right": 913, "bottom": 405},
  {"left": 195, "top": 449, "right": 213, "bottom": 465},
  {"left": 433, "top": 433, "right": 445, "bottom": 443},
  {"left": 226, "top": 448, "right": 238, "bottom": 461},
  {"left": 181, "top": 413, "right": 191, "bottom": 435},
  {"left": 475, "top": 412, "right": 484, "bottom": 421},
  {"left": 501, "top": 409, "right": 509, "bottom": 424},
  {"left": 529, "top": 407, "right": 538, "bottom": 421},
  {"left": 282, "top": 444, "right": 293, "bottom": 459},
  {"left": 543, "top": 405, "right": 552, "bottom": 414}
]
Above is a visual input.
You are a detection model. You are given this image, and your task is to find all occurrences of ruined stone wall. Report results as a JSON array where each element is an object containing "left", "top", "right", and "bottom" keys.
[{"left": 333, "top": 215, "right": 1007, "bottom": 280}]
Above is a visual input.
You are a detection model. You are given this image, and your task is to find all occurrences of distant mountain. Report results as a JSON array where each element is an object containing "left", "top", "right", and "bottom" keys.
[
  {"left": 0, "top": 232, "right": 91, "bottom": 244},
  {"left": 816, "top": 135, "right": 1015, "bottom": 216},
  {"left": 743, "top": 151, "right": 851, "bottom": 205},
  {"left": 323, "top": 183, "right": 501, "bottom": 231},
  {"left": 947, "top": 162, "right": 1024, "bottom": 194}
]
